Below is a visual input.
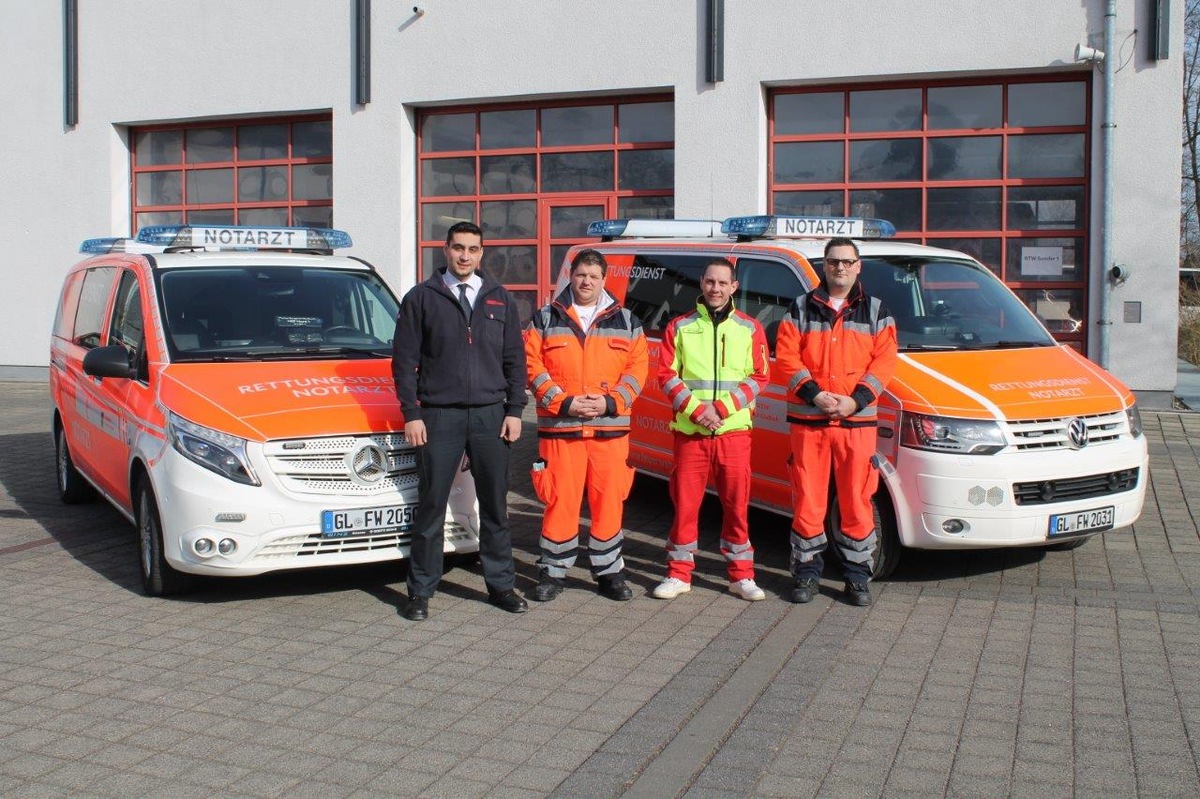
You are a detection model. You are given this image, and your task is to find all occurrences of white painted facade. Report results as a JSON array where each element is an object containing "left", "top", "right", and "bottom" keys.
[{"left": 1, "top": 0, "right": 1183, "bottom": 392}]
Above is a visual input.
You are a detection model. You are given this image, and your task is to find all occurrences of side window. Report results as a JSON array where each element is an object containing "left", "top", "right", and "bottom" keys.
[
  {"left": 623, "top": 253, "right": 710, "bottom": 336},
  {"left": 73, "top": 267, "right": 118, "bottom": 349},
  {"left": 733, "top": 258, "right": 806, "bottom": 355},
  {"left": 109, "top": 271, "right": 145, "bottom": 357},
  {"left": 53, "top": 272, "right": 85, "bottom": 340}
]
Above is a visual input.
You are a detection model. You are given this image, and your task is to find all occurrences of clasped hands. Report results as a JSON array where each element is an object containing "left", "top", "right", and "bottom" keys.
[
  {"left": 814, "top": 390, "right": 856, "bottom": 420},
  {"left": 567, "top": 394, "right": 608, "bottom": 419}
]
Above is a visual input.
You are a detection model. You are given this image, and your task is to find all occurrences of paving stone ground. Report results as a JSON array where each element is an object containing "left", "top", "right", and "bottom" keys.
[{"left": 1, "top": 380, "right": 1198, "bottom": 797}]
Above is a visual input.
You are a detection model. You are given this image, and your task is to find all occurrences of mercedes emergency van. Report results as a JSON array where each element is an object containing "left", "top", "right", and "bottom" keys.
[
  {"left": 50, "top": 225, "right": 479, "bottom": 595},
  {"left": 569, "top": 216, "right": 1148, "bottom": 578}
]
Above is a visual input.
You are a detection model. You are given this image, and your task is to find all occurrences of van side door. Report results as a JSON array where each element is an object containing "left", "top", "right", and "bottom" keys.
[{"left": 60, "top": 266, "right": 119, "bottom": 489}]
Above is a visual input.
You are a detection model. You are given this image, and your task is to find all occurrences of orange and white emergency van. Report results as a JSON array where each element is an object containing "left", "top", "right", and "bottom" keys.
[
  {"left": 566, "top": 215, "right": 1148, "bottom": 578},
  {"left": 50, "top": 225, "right": 478, "bottom": 595}
]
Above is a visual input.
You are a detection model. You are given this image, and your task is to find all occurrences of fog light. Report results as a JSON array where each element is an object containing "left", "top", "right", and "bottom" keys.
[
  {"left": 942, "top": 519, "right": 966, "bottom": 534},
  {"left": 194, "top": 538, "right": 215, "bottom": 555},
  {"left": 217, "top": 538, "right": 237, "bottom": 555}
]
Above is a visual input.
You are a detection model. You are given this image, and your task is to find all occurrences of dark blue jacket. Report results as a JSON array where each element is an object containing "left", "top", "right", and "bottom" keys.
[{"left": 392, "top": 269, "right": 528, "bottom": 421}]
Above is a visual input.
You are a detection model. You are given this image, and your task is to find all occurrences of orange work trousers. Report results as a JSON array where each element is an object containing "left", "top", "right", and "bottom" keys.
[
  {"left": 788, "top": 424, "right": 879, "bottom": 582},
  {"left": 531, "top": 435, "right": 634, "bottom": 577}
]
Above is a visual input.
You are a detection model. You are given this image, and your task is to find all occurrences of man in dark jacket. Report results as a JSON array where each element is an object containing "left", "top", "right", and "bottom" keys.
[{"left": 392, "top": 221, "right": 529, "bottom": 621}]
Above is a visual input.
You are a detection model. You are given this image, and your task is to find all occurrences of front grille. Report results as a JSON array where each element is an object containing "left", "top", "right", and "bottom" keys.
[
  {"left": 248, "top": 521, "right": 474, "bottom": 562},
  {"left": 263, "top": 432, "right": 416, "bottom": 496},
  {"left": 1013, "top": 468, "right": 1139, "bottom": 506},
  {"left": 1007, "top": 411, "right": 1127, "bottom": 451}
]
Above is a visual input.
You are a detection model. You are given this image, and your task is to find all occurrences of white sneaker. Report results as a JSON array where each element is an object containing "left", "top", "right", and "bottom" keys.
[
  {"left": 729, "top": 578, "right": 766, "bottom": 601},
  {"left": 652, "top": 577, "right": 692, "bottom": 599}
]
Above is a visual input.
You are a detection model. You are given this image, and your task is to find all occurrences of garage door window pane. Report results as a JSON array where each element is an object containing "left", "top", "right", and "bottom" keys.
[
  {"left": 422, "top": 202, "right": 475, "bottom": 241},
  {"left": 1016, "top": 287, "right": 1084, "bottom": 334},
  {"left": 293, "top": 164, "right": 332, "bottom": 200},
  {"left": 292, "top": 206, "right": 333, "bottom": 228},
  {"left": 775, "top": 92, "right": 844, "bottom": 136},
  {"left": 928, "top": 85, "right": 1002, "bottom": 129},
  {"left": 850, "top": 89, "right": 921, "bottom": 132},
  {"left": 423, "top": 113, "right": 475, "bottom": 152},
  {"left": 926, "top": 187, "right": 1001, "bottom": 230},
  {"left": 619, "top": 196, "right": 673, "bottom": 219},
  {"left": 481, "top": 155, "right": 536, "bottom": 194},
  {"left": 293, "top": 121, "right": 332, "bottom": 158},
  {"left": 187, "top": 208, "right": 236, "bottom": 225},
  {"left": 774, "top": 141, "right": 843, "bottom": 184},
  {"left": 137, "top": 171, "right": 182, "bottom": 205},
  {"left": 484, "top": 246, "right": 537, "bottom": 284},
  {"left": 1008, "top": 186, "right": 1085, "bottom": 230},
  {"left": 238, "top": 207, "right": 289, "bottom": 226},
  {"left": 238, "top": 166, "right": 288, "bottom": 202},
  {"left": 1009, "top": 82, "right": 1086, "bottom": 127},
  {"left": 422, "top": 157, "right": 476, "bottom": 196},
  {"left": 1008, "top": 134, "right": 1085, "bottom": 178},
  {"left": 136, "top": 210, "right": 182, "bottom": 228},
  {"left": 934, "top": 238, "right": 1003, "bottom": 275},
  {"left": 238, "top": 124, "right": 288, "bottom": 160},
  {"left": 927, "top": 136, "right": 1001, "bottom": 180},
  {"left": 551, "top": 206, "right": 606, "bottom": 238},
  {"left": 541, "top": 151, "right": 614, "bottom": 192},
  {"left": 481, "top": 200, "right": 536, "bottom": 239},
  {"left": 619, "top": 102, "right": 673, "bottom": 143},
  {"left": 619, "top": 149, "right": 674, "bottom": 190},
  {"left": 542, "top": 105, "right": 613, "bottom": 146},
  {"left": 481, "top": 109, "right": 535, "bottom": 149},
  {"left": 774, "top": 190, "right": 843, "bottom": 216},
  {"left": 187, "top": 168, "right": 233, "bottom": 204},
  {"left": 849, "top": 189, "right": 922, "bottom": 232},
  {"left": 850, "top": 139, "right": 922, "bottom": 182},
  {"left": 187, "top": 127, "right": 234, "bottom": 163},
  {"left": 135, "top": 130, "right": 181, "bottom": 166}
]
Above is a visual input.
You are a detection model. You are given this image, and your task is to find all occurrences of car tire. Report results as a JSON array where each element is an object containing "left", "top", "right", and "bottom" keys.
[
  {"left": 871, "top": 487, "right": 903, "bottom": 580},
  {"left": 55, "top": 423, "right": 96, "bottom": 504},
  {"left": 136, "top": 477, "right": 193, "bottom": 596}
]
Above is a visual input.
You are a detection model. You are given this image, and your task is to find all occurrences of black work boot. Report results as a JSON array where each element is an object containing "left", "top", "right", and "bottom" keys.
[
  {"left": 597, "top": 572, "right": 633, "bottom": 601},
  {"left": 844, "top": 581, "right": 871, "bottom": 606},
  {"left": 533, "top": 570, "right": 564, "bottom": 602},
  {"left": 790, "top": 577, "right": 820, "bottom": 604}
]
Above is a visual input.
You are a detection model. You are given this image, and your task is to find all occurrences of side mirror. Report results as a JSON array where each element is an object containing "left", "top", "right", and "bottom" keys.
[{"left": 83, "top": 344, "right": 135, "bottom": 379}]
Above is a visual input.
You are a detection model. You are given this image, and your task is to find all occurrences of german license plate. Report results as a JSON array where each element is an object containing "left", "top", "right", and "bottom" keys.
[
  {"left": 321, "top": 504, "right": 416, "bottom": 538},
  {"left": 1048, "top": 505, "right": 1114, "bottom": 537}
]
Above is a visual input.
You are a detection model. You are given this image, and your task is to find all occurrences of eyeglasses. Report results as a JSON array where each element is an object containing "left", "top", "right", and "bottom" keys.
[{"left": 825, "top": 258, "right": 860, "bottom": 268}]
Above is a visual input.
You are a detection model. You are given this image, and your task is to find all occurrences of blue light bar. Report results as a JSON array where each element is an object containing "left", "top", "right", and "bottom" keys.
[
  {"left": 587, "top": 220, "right": 629, "bottom": 238},
  {"left": 721, "top": 215, "right": 896, "bottom": 239},
  {"left": 80, "top": 237, "right": 125, "bottom": 254},
  {"left": 135, "top": 225, "right": 353, "bottom": 250},
  {"left": 586, "top": 219, "right": 724, "bottom": 239}
]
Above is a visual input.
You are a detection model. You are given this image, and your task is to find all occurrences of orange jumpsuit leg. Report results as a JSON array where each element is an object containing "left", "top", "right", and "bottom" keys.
[
  {"left": 829, "top": 426, "right": 879, "bottom": 583},
  {"left": 583, "top": 435, "right": 633, "bottom": 577},
  {"left": 535, "top": 437, "right": 587, "bottom": 578},
  {"left": 788, "top": 424, "right": 832, "bottom": 580}
]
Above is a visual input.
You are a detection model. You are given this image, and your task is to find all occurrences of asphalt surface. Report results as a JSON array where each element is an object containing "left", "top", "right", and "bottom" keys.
[{"left": 2, "top": 380, "right": 1198, "bottom": 798}]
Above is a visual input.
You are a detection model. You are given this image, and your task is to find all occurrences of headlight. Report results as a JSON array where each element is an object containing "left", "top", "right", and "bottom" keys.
[
  {"left": 167, "top": 412, "right": 260, "bottom": 485},
  {"left": 900, "top": 412, "right": 1006, "bottom": 455},
  {"left": 1125, "top": 402, "right": 1143, "bottom": 438}
]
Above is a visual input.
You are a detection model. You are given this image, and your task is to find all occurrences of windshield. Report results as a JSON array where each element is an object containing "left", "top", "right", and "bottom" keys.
[
  {"left": 157, "top": 266, "right": 400, "bottom": 361},
  {"left": 810, "top": 255, "right": 1057, "bottom": 351}
]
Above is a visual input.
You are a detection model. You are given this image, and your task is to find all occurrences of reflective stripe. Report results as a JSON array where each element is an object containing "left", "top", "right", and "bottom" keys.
[
  {"left": 588, "top": 534, "right": 625, "bottom": 574},
  {"left": 531, "top": 372, "right": 553, "bottom": 391},
  {"left": 537, "top": 415, "right": 631, "bottom": 430},
  {"left": 615, "top": 385, "right": 635, "bottom": 408},
  {"left": 685, "top": 380, "right": 743, "bottom": 392},
  {"left": 539, "top": 535, "right": 580, "bottom": 578},
  {"left": 721, "top": 539, "right": 754, "bottom": 562},
  {"left": 790, "top": 529, "right": 827, "bottom": 564},
  {"left": 788, "top": 371, "right": 811, "bottom": 392},
  {"left": 832, "top": 528, "right": 876, "bottom": 570},
  {"left": 861, "top": 373, "right": 885, "bottom": 395},
  {"left": 619, "top": 374, "right": 642, "bottom": 395},
  {"left": 540, "top": 385, "right": 564, "bottom": 407}
]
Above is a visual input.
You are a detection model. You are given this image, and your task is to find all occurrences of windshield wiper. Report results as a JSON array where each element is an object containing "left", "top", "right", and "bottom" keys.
[
  {"left": 958, "top": 340, "right": 1055, "bottom": 350},
  {"left": 307, "top": 346, "right": 390, "bottom": 358},
  {"left": 901, "top": 343, "right": 964, "bottom": 351}
]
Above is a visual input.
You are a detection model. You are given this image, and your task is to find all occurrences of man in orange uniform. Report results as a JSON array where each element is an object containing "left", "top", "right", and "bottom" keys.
[
  {"left": 525, "top": 249, "right": 648, "bottom": 601},
  {"left": 653, "top": 258, "right": 770, "bottom": 602},
  {"left": 775, "top": 237, "right": 898, "bottom": 606}
]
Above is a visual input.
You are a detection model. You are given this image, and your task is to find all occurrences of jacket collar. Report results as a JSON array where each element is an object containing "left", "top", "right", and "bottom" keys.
[{"left": 427, "top": 267, "right": 502, "bottom": 297}]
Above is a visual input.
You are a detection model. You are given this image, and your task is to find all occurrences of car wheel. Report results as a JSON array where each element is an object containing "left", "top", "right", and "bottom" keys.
[
  {"left": 871, "top": 487, "right": 903, "bottom": 580},
  {"left": 55, "top": 424, "right": 95, "bottom": 504},
  {"left": 136, "top": 477, "right": 192, "bottom": 596}
]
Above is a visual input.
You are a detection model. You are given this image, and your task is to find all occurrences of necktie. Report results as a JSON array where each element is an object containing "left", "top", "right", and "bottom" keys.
[{"left": 456, "top": 283, "right": 472, "bottom": 319}]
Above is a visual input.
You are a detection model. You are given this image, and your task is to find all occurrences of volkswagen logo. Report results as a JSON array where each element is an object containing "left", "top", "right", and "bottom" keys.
[
  {"left": 1065, "top": 417, "right": 1089, "bottom": 450},
  {"left": 346, "top": 440, "right": 388, "bottom": 485}
]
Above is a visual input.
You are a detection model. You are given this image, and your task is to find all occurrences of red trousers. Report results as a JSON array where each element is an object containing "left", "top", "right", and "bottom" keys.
[
  {"left": 532, "top": 435, "right": 634, "bottom": 577},
  {"left": 788, "top": 424, "right": 879, "bottom": 581},
  {"left": 666, "top": 431, "right": 755, "bottom": 582}
]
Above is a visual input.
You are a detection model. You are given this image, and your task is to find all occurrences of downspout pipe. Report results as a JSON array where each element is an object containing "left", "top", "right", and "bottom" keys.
[{"left": 1098, "top": 0, "right": 1116, "bottom": 367}]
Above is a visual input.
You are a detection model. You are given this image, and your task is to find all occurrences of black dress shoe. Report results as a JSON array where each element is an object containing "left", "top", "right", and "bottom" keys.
[
  {"left": 401, "top": 596, "right": 428, "bottom": 621},
  {"left": 597, "top": 573, "right": 633, "bottom": 602},
  {"left": 488, "top": 589, "right": 529, "bottom": 614}
]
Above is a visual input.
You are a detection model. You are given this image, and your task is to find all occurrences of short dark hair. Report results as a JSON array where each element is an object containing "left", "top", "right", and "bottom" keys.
[
  {"left": 445, "top": 221, "right": 483, "bottom": 245},
  {"left": 704, "top": 257, "right": 737, "bottom": 281},
  {"left": 824, "top": 237, "right": 859, "bottom": 258},
  {"left": 570, "top": 248, "right": 608, "bottom": 277}
]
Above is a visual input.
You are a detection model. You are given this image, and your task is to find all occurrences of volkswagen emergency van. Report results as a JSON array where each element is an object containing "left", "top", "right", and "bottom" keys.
[
  {"left": 51, "top": 225, "right": 479, "bottom": 595},
  {"left": 568, "top": 216, "right": 1147, "bottom": 578}
]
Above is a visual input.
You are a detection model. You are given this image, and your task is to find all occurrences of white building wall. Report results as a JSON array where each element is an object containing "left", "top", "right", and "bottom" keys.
[{"left": 0, "top": 0, "right": 1182, "bottom": 392}]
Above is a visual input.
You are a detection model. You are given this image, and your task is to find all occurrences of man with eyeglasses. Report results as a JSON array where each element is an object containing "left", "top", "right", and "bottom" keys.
[{"left": 776, "top": 237, "right": 898, "bottom": 606}]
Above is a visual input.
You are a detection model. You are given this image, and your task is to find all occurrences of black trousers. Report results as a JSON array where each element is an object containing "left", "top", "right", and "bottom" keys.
[{"left": 407, "top": 403, "right": 516, "bottom": 598}]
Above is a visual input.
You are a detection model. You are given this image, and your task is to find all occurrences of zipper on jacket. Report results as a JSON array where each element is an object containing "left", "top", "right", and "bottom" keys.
[{"left": 711, "top": 312, "right": 719, "bottom": 436}]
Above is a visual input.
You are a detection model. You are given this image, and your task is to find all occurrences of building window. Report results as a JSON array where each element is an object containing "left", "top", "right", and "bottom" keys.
[
  {"left": 418, "top": 97, "right": 674, "bottom": 322},
  {"left": 131, "top": 115, "right": 333, "bottom": 231},
  {"left": 770, "top": 77, "right": 1090, "bottom": 348}
]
